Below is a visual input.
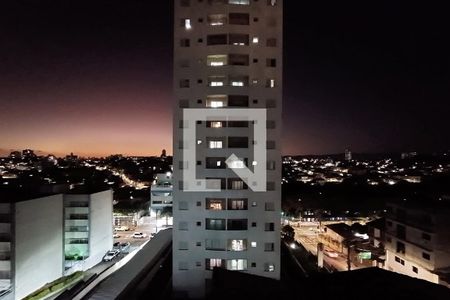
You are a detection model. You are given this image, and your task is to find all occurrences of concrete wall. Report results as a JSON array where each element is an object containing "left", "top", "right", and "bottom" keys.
[
  {"left": 14, "top": 194, "right": 64, "bottom": 300},
  {"left": 85, "top": 190, "right": 113, "bottom": 270},
  {"left": 386, "top": 249, "right": 439, "bottom": 284}
]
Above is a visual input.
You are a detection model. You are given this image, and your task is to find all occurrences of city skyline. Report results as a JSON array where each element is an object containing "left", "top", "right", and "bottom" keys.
[{"left": 1, "top": 1, "right": 449, "bottom": 157}]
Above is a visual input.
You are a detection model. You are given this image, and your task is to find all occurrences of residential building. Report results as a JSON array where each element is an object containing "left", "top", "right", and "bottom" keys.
[
  {"left": 173, "top": 0, "right": 283, "bottom": 297},
  {"left": 385, "top": 197, "right": 450, "bottom": 287},
  {"left": 150, "top": 172, "right": 173, "bottom": 216},
  {"left": 0, "top": 188, "right": 113, "bottom": 300}
]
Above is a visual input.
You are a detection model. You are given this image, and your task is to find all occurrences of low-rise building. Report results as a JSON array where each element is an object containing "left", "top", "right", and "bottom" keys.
[
  {"left": 385, "top": 197, "right": 450, "bottom": 287},
  {"left": 150, "top": 172, "right": 172, "bottom": 216}
]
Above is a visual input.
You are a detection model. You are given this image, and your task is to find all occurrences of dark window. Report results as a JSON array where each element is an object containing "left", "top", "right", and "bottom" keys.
[
  {"left": 396, "top": 241, "right": 405, "bottom": 254},
  {"left": 412, "top": 266, "right": 418, "bottom": 274},
  {"left": 228, "top": 95, "right": 249, "bottom": 107},
  {"left": 228, "top": 198, "right": 248, "bottom": 210},
  {"left": 206, "top": 218, "right": 226, "bottom": 230},
  {"left": 266, "top": 38, "right": 277, "bottom": 47},
  {"left": 422, "top": 252, "right": 431, "bottom": 260},
  {"left": 422, "top": 233, "right": 431, "bottom": 241},
  {"left": 206, "top": 157, "right": 226, "bottom": 169},
  {"left": 265, "top": 223, "right": 275, "bottom": 231},
  {"left": 229, "top": 13, "right": 249, "bottom": 25},
  {"left": 227, "top": 219, "right": 248, "bottom": 230},
  {"left": 229, "top": 34, "right": 249, "bottom": 46},
  {"left": 229, "top": 54, "right": 249, "bottom": 66},
  {"left": 396, "top": 224, "right": 406, "bottom": 240},
  {"left": 266, "top": 58, "right": 276, "bottom": 67},
  {"left": 228, "top": 121, "right": 249, "bottom": 127},
  {"left": 196, "top": 221, "right": 202, "bottom": 226},
  {"left": 228, "top": 136, "right": 248, "bottom": 148},
  {"left": 207, "top": 34, "right": 228, "bottom": 45},
  {"left": 180, "top": 39, "right": 190, "bottom": 47},
  {"left": 251, "top": 222, "right": 257, "bottom": 227}
]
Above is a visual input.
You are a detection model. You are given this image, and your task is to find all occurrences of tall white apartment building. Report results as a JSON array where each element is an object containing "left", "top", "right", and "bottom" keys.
[
  {"left": 385, "top": 198, "right": 450, "bottom": 287},
  {"left": 173, "top": 0, "right": 283, "bottom": 297}
]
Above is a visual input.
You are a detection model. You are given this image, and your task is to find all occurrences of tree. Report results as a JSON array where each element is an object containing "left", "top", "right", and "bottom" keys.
[
  {"left": 160, "top": 206, "right": 173, "bottom": 226},
  {"left": 282, "top": 224, "right": 295, "bottom": 242}
]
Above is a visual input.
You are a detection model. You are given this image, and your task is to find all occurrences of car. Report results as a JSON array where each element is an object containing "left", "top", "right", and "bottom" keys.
[
  {"left": 120, "top": 242, "right": 131, "bottom": 253},
  {"left": 132, "top": 232, "right": 146, "bottom": 239},
  {"left": 324, "top": 250, "right": 339, "bottom": 258},
  {"left": 113, "top": 233, "right": 120, "bottom": 238},
  {"left": 113, "top": 242, "right": 121, "bottom": 249},
  {"left": 114, "top": 226, "right": 130, "bottom": 231},
  {"left": 103, "top": 249, "right": 120, "bottom": 262}
]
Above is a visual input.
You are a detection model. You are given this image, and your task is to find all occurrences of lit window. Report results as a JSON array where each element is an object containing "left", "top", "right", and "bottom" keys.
[
  {"left": 182, "top": 18, "right": 192, "bottom": 29},
  {"left": 229, "top": 240, "right": 246, "bottom": 251},
  {"left": 268, "top": 0, "right": 277, "bottom": 6},
  {"left": 210, "top": 81, "right": 224, "bottom": 87},
  {"left": 252, "top": 37, "right": 259, "bottom": 44},
  {"left": 206, "top": 198, "right": 225, "bottom": 210},
  {"left": 269, "top": 79, "right": 275, "bottom": 88},
  {"left": 231, "top": 81, "right": 244, "bottom": 87},
  {"left": 229, "top": 0, "right": 250, "bottom": 5},
  {"left": 211, "top": 121, "right": 223, "bottom": 128},
  {"left": 207, "top": 55, "right": 228, "bottom": 66},
  {"left": 227, "top": 259, "right": 247, "bottom": 270},
  {"left": 264, "top": 263, "right": 275, "bottom": 272},
  {"left": 251, "top": 242, "right": 257, "bottom": 248},
  {"left": 206, "top": 95, "right": 227, "bottom": 108},
  {"left": 228, "top": 158, "right": 245, "bottom": 169},
  {"left": 209, "top": 141, "right": 223, "bottom": 149},
  {"left": 208, "top": 14, "right": 227, "bottom": 26}
]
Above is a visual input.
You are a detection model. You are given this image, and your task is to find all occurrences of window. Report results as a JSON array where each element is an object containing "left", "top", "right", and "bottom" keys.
[
  {"left": 179, "top": 201, "right": 189, "bottom": 210},
  {"left": 208, "top": 76, "right": 226, "bottom": 87},
  {"left": 228, "top": 121, "right": 249, "bottom": 127},
  {"left": 229, "top": 13, "right": 249, "bottom": 25},
  {"left": 207, "top": 121, "right": 224, "bottom": 128},
  {"left": 267, "top": 181, "right": 276, "bottom": 191},
  {"left": 179, "top": 241, "right": 189, "bottom": 250},
  {"left": 228, "top": 0, "right": 249, "bottom": 5},
  {"left": 264, "top": 243, "right": 275, "bottom": 252},
  {"left": 179, "top": 79, "right": 190, "bottom": 88},
  {"left": 264, "top": 263, "right": 275, "bottom": 272},
  {"left": 207, "top": 55, "right": 228, "bottom": 66},
  {"left": 265, "top": 223, "right": 275, "bottom": 231},
  {"left": 422, "top": 252, "right": 431, "bottom": 260},
  {"left": 422, "top": 233, "right": 431, "bottom": 241},
  {"left": 252, "top": 37, "right": 259, "bottom": 44},
  {"left": 179, "top": 262, "right": 188, "bottom": 270},
  {"left": 207, "top": 95, "right": 227, "bottom": 107},
  {"left": 206, "top": 218, "right": 226, "bottom": 230},
  {"left": 229, "top": 75, "right": 249, "bottom": 86},
  {"left": 267, "top": 141, "right": 276, "bottom": 149},
  {"left": 206, "top": 157, "right": 226, "bottom": 169},
  {"left": 412, "top": 266, "right": 418, "bottom": 274},
  {"left": 228, "top": 239, "right": 247, "bottom": 251},
  {"left": 206, "top": 258, "right": 224, "bottom": 270},
  {"left": 228, "top": 198, "right": 248, "bottom": 210},
  {"left": 227, "top": 259, "right": 247, "bottom": 271},
  {"left": 266, "top": 78, "right": 276, "bottom": 88},
  {"left": 206, "top": 198, "right": 226, "bottom": 210},
  {"left": 252, "top": 222, "right": 257, "bottom": 227},
  {"left": 181, "top": 18, "right": 192, "bottom": 29},
  {"left": 208, "top": 140, "right": 223, "bottom": 149},
  {"left": 267, "top": 120, "right": 276, "bottom": 129},
  {"left": 197, "top": 201, "right": 201, "bottom": 207},
  {"left": 208, "top": 14, "right": 227, "bottom": 26},
  {"left": 396, "top": 224, "right": 406, "bottom": 240},
  {"left": 267, "top": 161, "right": 276, "bottom": 170},
  {"left": 227, "top": 219, "right": 248, "bottom": 230},
  {"left": 179, "top": 221, "right": 188, "bottom": 231},
  {"left": 267, "top": 0, "right": 277, "bottom": 6},
  {"left": 266, "top": 38, "right": 277, "bottom": 47},
  {"left": 180, "top": 38, "right": 190, "bottom": 47},
  {"left": 179, "top": 99, "right": 189, "bottom": 108},
  {"left": 227, "top": 158, "right": 246, "bottom": 169},
  {"left": 395, "top": 256, "right": 405, "bottom": 265},
  {"left": 229, "top": 54, "right": 249, "bottom": 66},
  {"left": 196, "top": 221, "right": 202, "bottom": 226},
  {"left": 266, "top": 99, "right": 276, "bottom": 108},
  {"left": 205, "top": 239, "right": 226, "bottom": 251},
  {"left": 251, "top": 262, "right": 256, "bottom": 267},
  {"left": 228, "top": 95, "right": 249, "bottom": 107},
  {"left": 207, "top": 34, "right": 228, "bottom": 45},
  {"left": 251, "top": 242, "right": 257, "bottom": 248},
  {"left": 266, "top": 58, "right": 276, "bottom": 67},
  {"left": 229, "top": 34, "right": 249, "bottom": 46},
  {"left": 265, "top": 202, "right": 275, "bottom": 211},
  {"left": 251, "top": 201, "right": 257, "bottom": 207},
  {"left": 228, "top": 178, "right": 247, "bottom": 190},
  {"left": 396, "top": 241, "right": 405, "bottom": 254},
  {"left": 228, "top": 136, "right": 248, "bottom": 148}
]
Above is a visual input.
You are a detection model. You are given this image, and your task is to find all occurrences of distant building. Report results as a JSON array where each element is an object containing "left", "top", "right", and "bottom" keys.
[
  {"left": 345, "top": 149, "right": 352, "bottom": 161},
  {"left": 0, "top": 189, "right": 113, "bottom": 300},
  {"left": 150, "top": 172, "right": 173, "bottom": 216},
  {"left": 161, "top": 149, "right": 167, "bottom": 158},
  {"left": 7, "top": 152, "right": 21, "bottom": 160},
  {"left": 385, "top": 197, "right": 450, "bottom": 287}
]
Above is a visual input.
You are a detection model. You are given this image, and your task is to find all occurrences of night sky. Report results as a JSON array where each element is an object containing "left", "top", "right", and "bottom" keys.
[{"left": 0, "top": 0, "right": 449, "bottom": 157}]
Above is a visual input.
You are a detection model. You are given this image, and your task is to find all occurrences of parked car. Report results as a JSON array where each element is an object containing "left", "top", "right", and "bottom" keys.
[
  {"left": 324, "top": 250, "right": 339, "bottom": 258},
  {"left": 103, "top": 249, "right": 120, "bottom": 262},
  {"left": 114, "top": 226, "right": 130, "bottom": 231},
  {"left": 132, "top": 232, "right": 146, "bottom": 239},
  {"left": 113, "top": 233, "right": 120, "bottom": 238},
  {"left": 120, "top": 242, "right": 131, "bottom": 253},
  {"left": 113, "top": 242, "right": 121, "bottom": 249}
]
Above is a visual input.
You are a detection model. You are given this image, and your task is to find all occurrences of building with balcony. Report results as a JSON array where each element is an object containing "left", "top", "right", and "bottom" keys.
[
  {"left": 173, "top": 0, "right": 283, "bottom": 297},
  {"left": 385, "top": 197, "right": 450, "bottom": 287},
  {"left": 150, "top": 172, "right": 173, "bottom": 216},
  {"left": 0, "top": 188, "right": 113, "bottom": 300}
]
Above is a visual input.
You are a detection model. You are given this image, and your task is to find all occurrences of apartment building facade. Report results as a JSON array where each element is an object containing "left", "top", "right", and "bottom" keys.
[
  {"left": 173, "top": 0, "right": 283, "bottom": 297},
  {"left": 150, "top": 172, "right": 173, "bottom": 216},
  {"left": 385, "top": 198, "right": 450, "bottom": 287},
  {"left": 0, "top": 189, "right": 113, "bottom": 300}
]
